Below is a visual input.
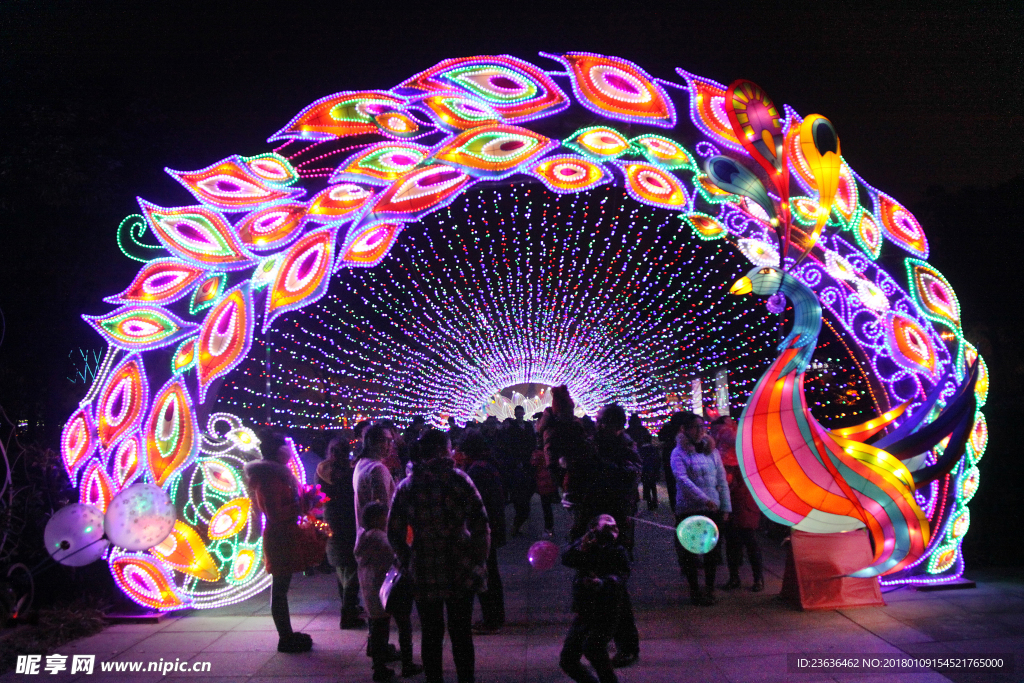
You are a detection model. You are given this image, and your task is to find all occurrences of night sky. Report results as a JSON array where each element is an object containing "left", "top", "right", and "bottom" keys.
[{"left": 1, "top": 3, "right": 1021, "bottom": 560}]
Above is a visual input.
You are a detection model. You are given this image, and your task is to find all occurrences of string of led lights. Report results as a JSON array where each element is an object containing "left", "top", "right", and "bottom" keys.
[{"left": 218, "top": 184, "right": 782, "bottom": 428}]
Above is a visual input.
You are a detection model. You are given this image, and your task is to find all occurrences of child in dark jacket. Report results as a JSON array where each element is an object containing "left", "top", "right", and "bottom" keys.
[{"left": 559, "top": 514, "right": 629, "bottom": 683}]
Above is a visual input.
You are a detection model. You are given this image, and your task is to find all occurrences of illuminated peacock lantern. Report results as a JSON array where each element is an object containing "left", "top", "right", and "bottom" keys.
[{"left": 58, "top": 53, "right": 987, "bottom": 608}]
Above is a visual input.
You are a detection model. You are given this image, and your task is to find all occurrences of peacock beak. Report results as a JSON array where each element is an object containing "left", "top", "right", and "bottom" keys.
[{"left": 730, "top": 276, "right": 752, "bottom": 295}]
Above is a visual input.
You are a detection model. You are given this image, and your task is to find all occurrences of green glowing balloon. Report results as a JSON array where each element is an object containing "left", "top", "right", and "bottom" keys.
[{"left": 676, "top": 515, "right": 719, "bottom": 554}]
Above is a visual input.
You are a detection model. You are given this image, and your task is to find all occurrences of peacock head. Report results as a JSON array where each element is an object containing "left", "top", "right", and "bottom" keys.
[{"left": 730, "top": 267, "right": 784, "bottom": 297}]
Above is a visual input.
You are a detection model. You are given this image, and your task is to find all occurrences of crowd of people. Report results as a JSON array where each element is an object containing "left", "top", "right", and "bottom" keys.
[{"left": 242, "top": 385, "right": 764, "bottom": 683}]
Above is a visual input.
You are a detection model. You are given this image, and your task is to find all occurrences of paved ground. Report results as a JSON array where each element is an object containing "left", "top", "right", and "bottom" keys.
[{"left": 6, "top": 490, "right": 1023, "bottom": 683}]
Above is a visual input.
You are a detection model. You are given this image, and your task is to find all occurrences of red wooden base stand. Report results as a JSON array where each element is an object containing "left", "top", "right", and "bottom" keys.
[{"left": 779, "top": 529, "right": 885, "bottom": 610}]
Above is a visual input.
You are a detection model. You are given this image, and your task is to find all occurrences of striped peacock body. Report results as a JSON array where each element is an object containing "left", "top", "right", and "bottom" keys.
[{"left": 732, "top": 267, "right": 977, "bottom": 577}]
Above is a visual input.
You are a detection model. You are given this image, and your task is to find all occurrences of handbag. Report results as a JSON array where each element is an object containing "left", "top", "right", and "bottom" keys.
[{"left": 379, "top": 564, "right": 414, "bottom": 615}]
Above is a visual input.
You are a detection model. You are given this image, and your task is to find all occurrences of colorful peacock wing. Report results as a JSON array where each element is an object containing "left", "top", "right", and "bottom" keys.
[
  {"left": 138, "top": 201, "right": 256, "bottom": 269},
  {"left": 105, "top": 259, "right": 205, "bottom": 305},
  {"left": 79, "top": 458, "right": 117, "bottom": 513},
  {"left": 675, "top": 70, "right": 741, "bottom": 149},
  {"left": 547, "top": 52, "right": 675, "bottom": 127},
  {"left": 109, "top": 432, "right": 143, "bottom": 488},
  {"left": 398, "top": 55, "right": 568, "bottom": 123},
  {"left": 269, "top": 90, "right": 408, "bottom": 141},
  {"left": 330, "top": 143, "right": 431, "bottom": 185},
  {"left": 264, "top": 227, "right": 338, "bottom": 331},
  {"left": 337, "top": 222, "right": 403, "bottom": 269},
  {"left": 528, "top": 155, "right": 612, "bottom": 195},
  {"left": 207, "top": 498, "right": 251, "bottom": 540},
  {"left": 875, "top": 193, "right": 929, "bottom": 259},
  {"left": 150, "top": 520, "right": 221, "bottom": 582},
  {"left": 413, "top": 91, "right": 503, "bottom": 132},
  {"left": 196, "top": 284, "right": 254, "bottom": 402},
  {"left": 167, "top": 157, "right": 304, "bottom": 211},
  {"left": 618, "top": 162, "right": 689, "bottom": 209},
  {"left": 905, "top": 259, "right": 961, "bottom": 334},
  {"left": 109, "top": 552, "right": 187, "bottom": 610},
  {"left": 94, "top": 354, "right": 149, "bottom": 452},
  {"left": 234, "top": 202, "right": 308, "bottom": 252},
  {"left": 364, "top": 164, "right": 473, "bottom": 224},
  {"left": 84, "top": 305, "right": 198, "bottom": 352},
  {"left": 564, "top": 126, "right": 632, "bottom": 161},
  {"left": 62, "top": 407, "right": 97, "bottom": 478},
  {"left": 144, "top": 376, "right": 198, "bottom": 487},
  {"left": 433, "top": 124, "right": 556, "bottom": 178},
  {"left": 792, "top": 115, "right": 842, "bottom": 263}
]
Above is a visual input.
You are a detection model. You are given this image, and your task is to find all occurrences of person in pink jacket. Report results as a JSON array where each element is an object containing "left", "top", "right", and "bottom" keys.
[{"left": 711, "top": 417, "right": 764, "bottom": 592}]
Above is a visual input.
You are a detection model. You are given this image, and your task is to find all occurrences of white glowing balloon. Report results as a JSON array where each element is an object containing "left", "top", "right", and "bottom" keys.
[
  {"left": 44, "top": 503, "right": 109, "bottom": 566},
  {"left": 104, "top": 483, "right": 176, "bottom": 551}
]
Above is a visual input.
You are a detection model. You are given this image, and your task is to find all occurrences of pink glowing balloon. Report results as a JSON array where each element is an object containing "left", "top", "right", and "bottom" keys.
[{"left": 527, "top": 540, "right": 559, "bottom": 572}]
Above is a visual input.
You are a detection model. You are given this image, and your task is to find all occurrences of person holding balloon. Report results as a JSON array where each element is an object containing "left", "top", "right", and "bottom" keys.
[
  {"left": 670, "top": 413, "right": 731, "bottom": 606},
  {"left": 244, "top": 430, "right": 324, "bottom": 652}
]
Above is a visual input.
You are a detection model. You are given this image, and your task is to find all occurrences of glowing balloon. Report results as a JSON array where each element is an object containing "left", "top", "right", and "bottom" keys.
[
  {"left": 104, "top": 483, "right": 176, "bottom": 551},
  {"left": 676, "top": 515, "right": 719, "bottom": 554},
  {"left": 527, "top": 540, "right": 559, "bottom": 572},
  {"left": 44, "top": 503, "right": 109, "bottom": 567}
]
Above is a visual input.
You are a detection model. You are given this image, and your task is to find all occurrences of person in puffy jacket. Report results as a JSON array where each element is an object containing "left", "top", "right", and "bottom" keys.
[
  {"left": 657, "top": 412, "right": 688, "bottom": 513},
  {"left": 355, "top": 501, "right": 423, "bottom": 681},
  {"left": 669, "top": 413, "right": 731, "bottom": 606}
]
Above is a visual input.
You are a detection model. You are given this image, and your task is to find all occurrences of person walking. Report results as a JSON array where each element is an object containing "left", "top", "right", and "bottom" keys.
[
  {"left": 244, "top": 431, "right": 321, "bottom": 653},
  {"left": 624, "top": 413, "right": 651, "bottom": 450},
  {"left": 316, "top": 436, "right": 364, "bottom": 629},
  {"left": 388, "top": 429, "right": 490, "bottom": 683},
  {"left": 531, "top": 443, "right": 558, "bottom": 538},
  {"left": 626, "top": 414, "right": 659, "bottom": 511},
  {"left": 590, "top": 404, "right": 641, "bottom": 668},
  {"left": 711, "top": 417, "right": 764, "bottom": 592},
  {"left": 559, "top": 514, "right": 630, "bottom": 683},
  {"left": 591, "top": 405, "right": 641, "bottom": 554},
  {"left": 462, "top": 432, "right": 507, "bottom": 634},
  {"left": 670, "top": 413, "right": 731, "bottom": 606}
]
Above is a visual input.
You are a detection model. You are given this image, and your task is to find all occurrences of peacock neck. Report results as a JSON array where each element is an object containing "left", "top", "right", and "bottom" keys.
[{"left": 776, "top": 271, "right": 822, "bottom": 376}]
